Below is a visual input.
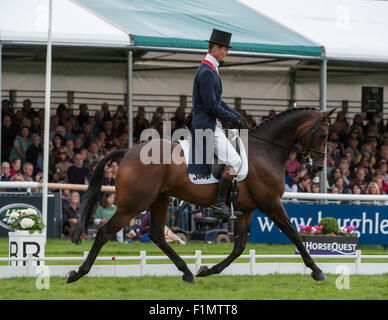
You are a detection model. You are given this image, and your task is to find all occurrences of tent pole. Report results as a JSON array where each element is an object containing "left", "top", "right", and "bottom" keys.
[
  {"left": 42, "top": 0, "right": 53, "bottom": 239},
  {"left": 0, "top": 43, "right": 2, "bottom": 163},
  {"left": 127, "top": 49, "right": 133, "bottom": 148},
  {"left": 320, "top": 52, "right": 328, "bottom": 194}
]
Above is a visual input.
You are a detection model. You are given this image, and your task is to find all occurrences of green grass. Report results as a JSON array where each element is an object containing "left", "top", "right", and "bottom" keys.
[
  {"left": 1, "top": 239, "right": 387, "bottom": 300},
  {"left": 0, "top": 274, "right": 387, "bottom": 300}
]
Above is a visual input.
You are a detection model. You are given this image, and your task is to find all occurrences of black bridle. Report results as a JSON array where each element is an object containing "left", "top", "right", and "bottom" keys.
[{"left": 248, "top": 112, "right": 329, "bottom": 165}]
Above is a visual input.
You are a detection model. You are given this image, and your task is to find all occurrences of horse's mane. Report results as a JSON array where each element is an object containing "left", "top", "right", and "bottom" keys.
[{"left": 254, "top": 107, "right": 319, "bottom": 131}]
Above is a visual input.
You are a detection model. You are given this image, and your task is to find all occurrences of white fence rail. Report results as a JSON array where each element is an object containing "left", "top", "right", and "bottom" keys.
[
  {"left": 1, "top": 250, "right": 388, "bottom": 278},
  {"left": 2, "top": 181, "right": 388, "bottom": 202}
]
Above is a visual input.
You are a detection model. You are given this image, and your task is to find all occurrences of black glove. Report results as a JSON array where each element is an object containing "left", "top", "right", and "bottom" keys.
[{"left": 232, "top": 117, "right": 249, "bottom": 130}]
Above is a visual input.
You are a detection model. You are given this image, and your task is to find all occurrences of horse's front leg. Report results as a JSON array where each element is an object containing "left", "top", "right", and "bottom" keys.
[
  {"left": 266, "top": 201, "right": 326, "bottom": 282},
  {"left": 197, "top": 211, "right": 252, "bottom": 277}
]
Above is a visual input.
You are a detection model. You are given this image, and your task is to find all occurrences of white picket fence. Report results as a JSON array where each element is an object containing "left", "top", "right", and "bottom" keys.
[{"left": 1, "top": 249, "right": 388, "bottom": 279}]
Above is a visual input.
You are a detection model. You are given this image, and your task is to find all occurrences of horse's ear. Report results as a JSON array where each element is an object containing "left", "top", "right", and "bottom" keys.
[{"left": 321, "top": 108, "right": 337, "bottom": 121}]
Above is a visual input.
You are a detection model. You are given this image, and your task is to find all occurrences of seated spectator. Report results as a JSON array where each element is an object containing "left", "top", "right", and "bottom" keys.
[
  {"left": 366, "top": 181, "right": 381, "bottom": 195},
  {"left": 1, "top": 162, "right": 11, "bottom": 181},
  {"left": 333, "top": 176, "right": 351, "bottom": 194},
  {"left": 62, "top": 189, "right": 70, "bottom": 208},
  {"left": 109, "top": 161, "right": 119, "bottom": 179},
  {"left": 26, "top": 134, "right": 43, "bottom": 175},
  {"left": 297, "top": 175, "right": 312, "bottom": 193},
  {"left": 93, "top": 193, "right": 123, "bottom": 242},
  {"left": 63, "top": 120, "right": 76, "bottom": 142},
  {"left": 67, "top": 153, "right": 90, "bottom": 184},
  {"left": 311, "top": 181, "right": 320, "bottom": 193},
  {"left": 22, "top": 162, "right": 34, "bottom": 182},
  {"left": 286, "top": 151, "right": 301, "bottom": 180},
  {"left": 102, "top": 167, "right": 115, "bottom": 186},
  {"left": 292, "top": 165, "right": 307, "bottom": 185},
  {"left": 10, "top": 158, "right": 22, "bottom": 176},
  {"left": 373, "top": 175, "right": 388, "bottom": 194},
  {"left": 9, "top": 126, "right": 31, "bottom": 162},
  {"left": 21, "top": 99, "right": 37, "bottom": 119},
  {"left": 344, "top": 138, "right": 360, "bottom": 162},
  {"left": 62, "top": 191, "right": 81, "bottom": 238},
  {"left": 349, "top": 166, "right": 369, "bottom": 194},
  {"left": 65, "top": 139, "right": 75, "bottom": 162},
  {"left": 53, "top": 148, "right": 72, "bottom": 182},
  {"left": 87, "top": 139, "right": 102, "bottom": 165},
  {"left": 170, "top": 107, "right": 186, "bottom": 130},
  {"left": 328, "top": 167, "right": 342, "bottom": 188},
  {"left": 77, "top": 104, "right": 90, "bottom": 128}
]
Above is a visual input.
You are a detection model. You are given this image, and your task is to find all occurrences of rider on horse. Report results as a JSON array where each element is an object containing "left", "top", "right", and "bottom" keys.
[{"left": 188, "top": 29, "right": 249, "bottom": 220}]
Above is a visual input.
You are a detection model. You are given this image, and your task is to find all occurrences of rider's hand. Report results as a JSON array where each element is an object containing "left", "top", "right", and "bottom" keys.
[{"left": 233, "top": 117, "right": 249, "bottom": 130}]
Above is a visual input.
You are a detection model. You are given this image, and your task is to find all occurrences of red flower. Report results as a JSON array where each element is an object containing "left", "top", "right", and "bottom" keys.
[{"left": 305, "top": 226, "right": 313, "bottom": 233}]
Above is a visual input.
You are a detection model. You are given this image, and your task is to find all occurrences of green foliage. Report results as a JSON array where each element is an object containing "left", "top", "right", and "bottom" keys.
[
  {"left": 9, "top": 209, "right": 45, "bottom": 234},
  {"left": 318, "top": 217, "right": 339, "bottom": 235}
]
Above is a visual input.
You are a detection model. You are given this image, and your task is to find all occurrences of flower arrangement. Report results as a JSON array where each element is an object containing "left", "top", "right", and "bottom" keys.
[
  {"left": 9, "top": 208, "right": 45, "bottom": 234},
  {"left": 298, "top": 225, "right": 324, "bottom": 235},
  {"left": 298, "top": 217, "right": 358, "bottom": 237}
]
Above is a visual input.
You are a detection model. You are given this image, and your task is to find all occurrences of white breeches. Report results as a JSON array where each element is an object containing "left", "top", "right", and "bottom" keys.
[{"left": 214, "top": 126, "right": 242, "bottom": 175}]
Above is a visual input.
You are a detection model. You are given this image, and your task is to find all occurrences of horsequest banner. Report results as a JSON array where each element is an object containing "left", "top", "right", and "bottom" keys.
[{"left": 249, "top": 203, "right": 388, "bottom": 245}]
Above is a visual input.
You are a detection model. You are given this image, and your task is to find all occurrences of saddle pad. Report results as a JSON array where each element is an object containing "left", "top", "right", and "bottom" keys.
[{"left": 178, "top": 135, "right": 248, "bottom": 185}]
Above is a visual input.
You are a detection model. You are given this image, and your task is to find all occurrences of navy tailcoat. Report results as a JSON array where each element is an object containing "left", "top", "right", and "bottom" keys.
[{"left": 188, "top": 61, "right": 241, "bottom": 176}]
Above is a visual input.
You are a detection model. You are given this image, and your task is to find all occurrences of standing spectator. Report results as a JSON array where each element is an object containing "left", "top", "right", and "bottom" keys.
[
  {"left": 101, "top": 102, "right": 112, "bottom": 121},
  {"left": 22, "top": 162, "right": 34, "bottom": 182},
  {"left": 1, "top": 162, "right": 11, "bottom": 181},
  {"left": 26, "top": 134, "right": 43, "bottom": 175},
  {"left": 9, "top": 126, "right": 31, "bottom": 162},
  {"left": 1, "top": 115, "right": 17, "bottom": 162},
  {"left": 349, "top": 166, "right": 369, "bottom": 194},
  {"left": 62, "top": 191, "right": 81, "bottom": 238},
  {"left": 67, "top": 153, "right": 90, "bottom": 185}
]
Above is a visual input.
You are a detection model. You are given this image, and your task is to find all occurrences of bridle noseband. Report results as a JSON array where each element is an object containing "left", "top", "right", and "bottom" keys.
[{"left": 248, "top": 112, "right": 329, "bottom": 165}]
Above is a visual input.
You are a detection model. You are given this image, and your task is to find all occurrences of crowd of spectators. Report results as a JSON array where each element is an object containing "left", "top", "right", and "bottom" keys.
[
  {"left": 2, "top": 98, "right": 388, "bottom": 236},
  {"left": 284, "top": 110, "right": 388, "bottom": 196}
]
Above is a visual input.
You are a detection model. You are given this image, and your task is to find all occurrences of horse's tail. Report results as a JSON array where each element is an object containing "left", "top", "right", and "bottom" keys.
[{"left": 72, "top": 149, "right": 127, "bottom": 244}]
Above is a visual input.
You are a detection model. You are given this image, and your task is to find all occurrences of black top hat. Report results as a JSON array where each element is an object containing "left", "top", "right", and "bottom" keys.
[{"left": 206, "top": 29, "right": 232, "bottom": 48}]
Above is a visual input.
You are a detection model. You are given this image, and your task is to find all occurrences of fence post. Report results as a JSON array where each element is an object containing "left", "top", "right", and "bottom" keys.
[
  {"left": 140, "top": 251, "right": 146, "bottom": 276},
  {"left": 195, "top": 250, "right": 202, "bottom": 274},
  {"left": 249, "top": 250, "right": 256, "bottom": 275},
  {"left": 26, "top": 253, "right": 33, "bottom": 277},
  {"left": 355, "top": 250, "right": 362, "bottom": 275}
]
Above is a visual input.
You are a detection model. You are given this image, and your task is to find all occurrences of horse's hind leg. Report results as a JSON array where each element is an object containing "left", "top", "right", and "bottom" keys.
[
  {"left": 267, "top": 202, "right": 326, "bottom": 281},
  {"left": 67, "top": 211, "right": 131, "bottom": 283},
  {"left": 197, "top": 211, "right": 252, "bottom": 277},
  {"left": 149, "top": 194, "right": 194, "bottom": 284}
]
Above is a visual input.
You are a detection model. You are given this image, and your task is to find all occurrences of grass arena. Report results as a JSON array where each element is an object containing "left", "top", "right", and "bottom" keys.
[{"left": 0, "top": 239, "right": 387, "bottom": 300}]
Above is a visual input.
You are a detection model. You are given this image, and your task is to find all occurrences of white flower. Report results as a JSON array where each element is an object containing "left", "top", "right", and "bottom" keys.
[
  {"left": 10, "top": 211, "right": 19, "bottom": 219},
  {"left": 311, "top": 227, "right": 317, "bottom": 234},
  {"left": 20, "top": 218, "right": 35, "bottom": 229},
  {"left": 340, "top": 226, "right": 347, "bottom": 234},
  {"left": 23, "top": 208, "right": 38, "bottom": 216}
]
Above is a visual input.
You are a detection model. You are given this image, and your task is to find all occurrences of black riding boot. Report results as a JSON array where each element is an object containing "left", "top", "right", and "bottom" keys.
[{"left": 212, "top": 166, "right": 234, "bottom": 219}]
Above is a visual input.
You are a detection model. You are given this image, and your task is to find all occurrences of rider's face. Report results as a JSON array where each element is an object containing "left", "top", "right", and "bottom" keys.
[{"left": 212, "top": 45, "right": 229, "bottom": 62}]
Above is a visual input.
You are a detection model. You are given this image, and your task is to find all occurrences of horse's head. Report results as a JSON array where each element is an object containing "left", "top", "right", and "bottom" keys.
[{"left": 297, "top": 108, "right": 336, "bottom": 173}]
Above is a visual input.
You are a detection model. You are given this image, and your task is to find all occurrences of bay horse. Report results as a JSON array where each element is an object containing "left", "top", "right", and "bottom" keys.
[{"left": 67, "top": 107, "right": 334, "bottom": 284}]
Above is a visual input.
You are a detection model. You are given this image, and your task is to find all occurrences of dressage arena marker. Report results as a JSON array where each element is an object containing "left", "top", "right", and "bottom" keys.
[{"left": 0, "top": 249, "right": 388, "bottom": 278}]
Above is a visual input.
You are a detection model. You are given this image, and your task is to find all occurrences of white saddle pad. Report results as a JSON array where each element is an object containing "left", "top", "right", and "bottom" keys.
[{"left": 178, "top": 132, "right": 248, "bottom": 185}]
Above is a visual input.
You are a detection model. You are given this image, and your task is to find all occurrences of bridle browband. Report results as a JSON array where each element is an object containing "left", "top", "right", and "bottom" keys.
[{"left": 248, "top": 111, "right": 329, "bottom": 164}]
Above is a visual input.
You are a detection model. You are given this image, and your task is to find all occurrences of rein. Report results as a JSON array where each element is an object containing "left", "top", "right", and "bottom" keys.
[{"left": 248, "top": 112, "right": 329, "bottom": 163}]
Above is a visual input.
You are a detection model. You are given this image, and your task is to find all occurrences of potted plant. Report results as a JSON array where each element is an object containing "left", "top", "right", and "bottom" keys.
[
  {"left": 8, "top": 208, "right": 46, "bottom": 266},
  {"left": 296, "top": 217, "right": 358, "bottom": 255}
]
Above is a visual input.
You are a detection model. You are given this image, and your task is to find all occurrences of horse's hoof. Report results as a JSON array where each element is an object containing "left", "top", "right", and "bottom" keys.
[
  {"left": 182, "top": 273, "right": 195, "bottom": 284},
  {"left": 311, "top": 271, "right": 326, "bottom": 282},
  {"left": 196, "top": 265, "right": 209, "bottom": 277},
  {"left": 66, "top": 270, "right": 79, "bottom": 283}
]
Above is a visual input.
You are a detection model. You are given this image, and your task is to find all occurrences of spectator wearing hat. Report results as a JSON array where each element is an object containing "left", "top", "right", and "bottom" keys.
[{"left": 53, "top": 147, "right": 72, "bottom": 182}]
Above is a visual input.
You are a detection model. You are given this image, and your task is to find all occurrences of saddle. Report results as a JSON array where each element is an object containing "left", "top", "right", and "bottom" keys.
[{"left": 178, "top": 129, "right": 248, "bottom": 185}]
